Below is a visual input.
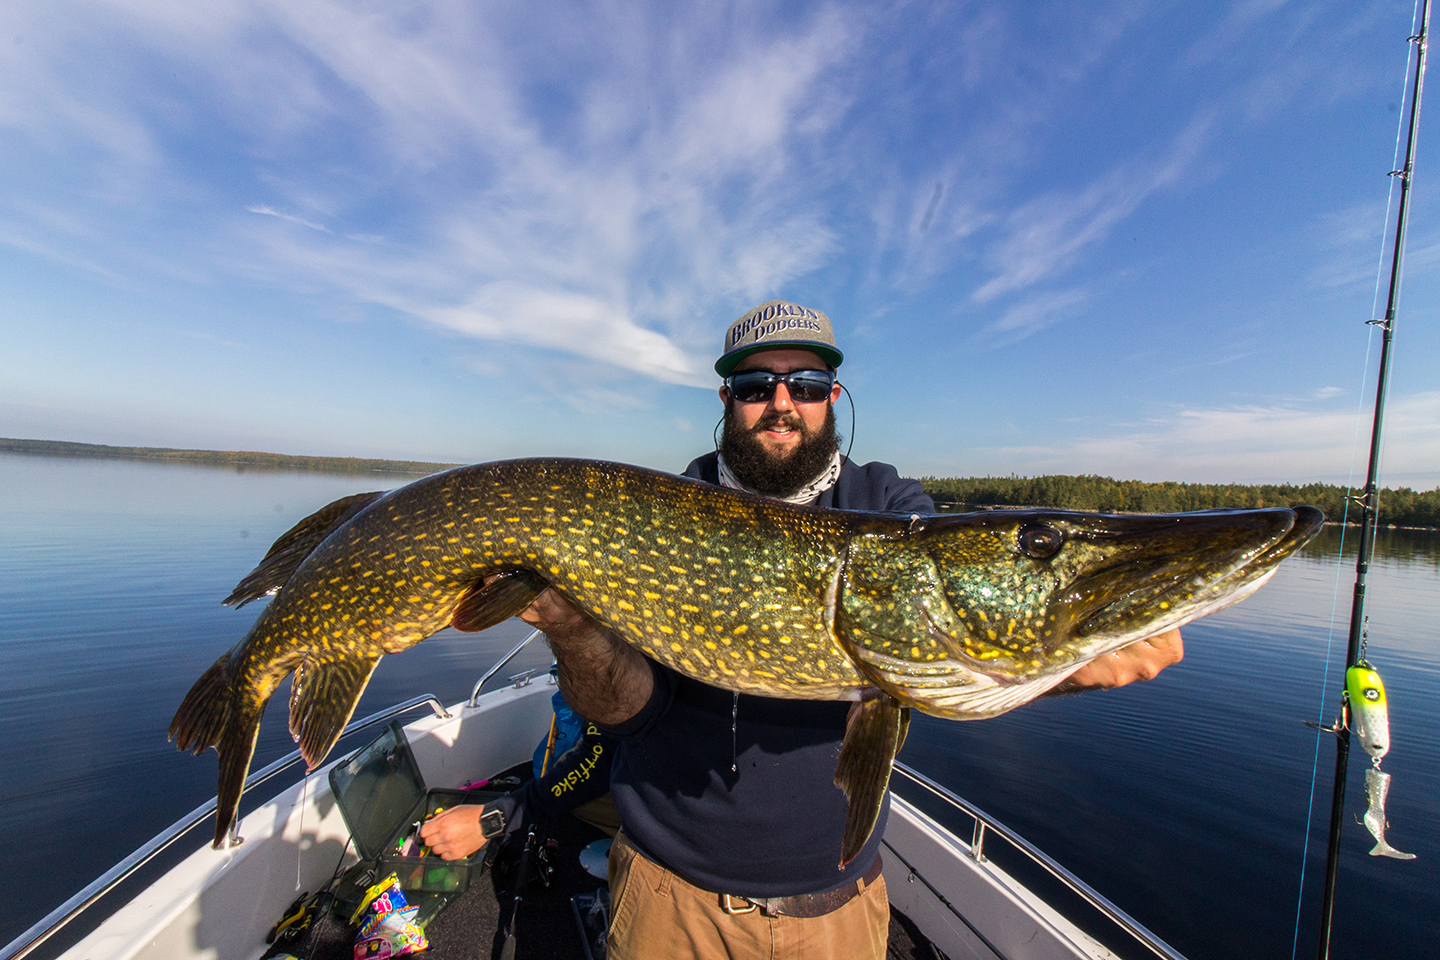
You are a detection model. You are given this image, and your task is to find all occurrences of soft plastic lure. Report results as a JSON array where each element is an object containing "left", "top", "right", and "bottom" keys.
[
  {"left": 1363, "top": 766, "right": 1415, "bottom": 860},
  {"left": 1347, "top": 661, "right": 1415, "bottom": 860}
]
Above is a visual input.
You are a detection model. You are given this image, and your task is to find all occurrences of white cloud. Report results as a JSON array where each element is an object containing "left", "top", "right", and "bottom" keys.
[
  {"left": 1, "top": 0, "right": 865, "bottom": 383},
  {"left": 424, "top": 283, "right": 699, "bottom": 384},
  {"left": 247, "top": 206, "right": 330, "bottom": 232},
  {"left": 955, "top": 391, "right": 1440, "bottom": 485},
  {"left": 983, "top": 287, "right": 1090, "bottom": 341},
  {"left": 973, "top": 113, "right": 1213, "bottom": 303},
  {"left": 1307, "top": 201, "right": 1390, "bottom": 293}
]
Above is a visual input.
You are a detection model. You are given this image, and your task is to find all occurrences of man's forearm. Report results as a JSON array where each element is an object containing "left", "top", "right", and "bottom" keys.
[
  {"left": 547, "top": 620, "right": 654, "bottom": 726},
  {"left": 516, "top": 587, "right": 654, "bottom": 725}
]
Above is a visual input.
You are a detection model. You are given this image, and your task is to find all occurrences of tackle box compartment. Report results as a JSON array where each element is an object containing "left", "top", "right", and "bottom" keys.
[{"left": 328, "top": 720, "right": 503, "bottom": 897}]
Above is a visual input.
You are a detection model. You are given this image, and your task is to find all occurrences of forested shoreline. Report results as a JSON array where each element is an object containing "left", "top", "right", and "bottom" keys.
[
  {"left": 921, "top": 475, "right": 1440, "bottom": 528},
  {"left": 5, "top": 438, "right": 1436, "bottom": 527},
  {"left": 0, "top": 438, "right": 455, "bottom": 476}
]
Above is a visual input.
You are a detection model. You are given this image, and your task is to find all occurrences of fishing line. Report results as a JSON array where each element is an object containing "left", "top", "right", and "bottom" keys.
[
  {"left": 731, "top": 691, "right": 740, "bottom": 773},
  {"left": 1289, "top": 4, "right": 1423, "bottom": 956},
  {"left": 296, "top": 770, "right": 310, "bottom": 891}
]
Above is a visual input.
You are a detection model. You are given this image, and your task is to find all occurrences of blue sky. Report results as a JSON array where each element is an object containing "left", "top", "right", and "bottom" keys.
[{"left": 2, "top": 0, "right": 1437, "bottom": 487}]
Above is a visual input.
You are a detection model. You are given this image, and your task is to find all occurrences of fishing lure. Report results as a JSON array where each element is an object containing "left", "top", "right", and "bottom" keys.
[
  {"left": 1347, "top": 661, "right": 1415, "bottom": 860},
  {"left": 1347, "top": 661, "right": 1391, "bottom": 760},
  {"left": 1363, "top": 766, "right": 1415, "bottom": 860}
]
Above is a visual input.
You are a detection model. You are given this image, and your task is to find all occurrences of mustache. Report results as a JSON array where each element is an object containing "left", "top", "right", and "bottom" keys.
[{"left": 751, "top": 411, "right": 806, "bottom": 433}]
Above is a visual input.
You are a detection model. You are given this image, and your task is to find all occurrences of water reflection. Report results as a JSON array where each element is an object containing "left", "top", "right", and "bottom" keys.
[
  {"left": 1310, "top": 522, "right": 1440, "bottom": 568},
  {"left": 2, "top": 454, "right": 1435, "bottom": 958}
]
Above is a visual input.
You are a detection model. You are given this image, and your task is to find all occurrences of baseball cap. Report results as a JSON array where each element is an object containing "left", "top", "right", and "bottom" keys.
[{"left": 714, "top": 300, "right": 844, "bottom": 377}]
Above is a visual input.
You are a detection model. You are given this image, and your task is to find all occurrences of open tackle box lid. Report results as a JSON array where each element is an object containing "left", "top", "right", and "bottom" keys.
[
  {"left": 327, "top": 720, "right": 500, "bottom": 904},
  {"left": 328, "top": 720, "right": 430, "bottom": 862}
]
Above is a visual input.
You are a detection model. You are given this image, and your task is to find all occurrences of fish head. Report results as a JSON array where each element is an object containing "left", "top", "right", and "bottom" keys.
[{"left": 837, "top": 505, "right": 1323, "bottom": 718}]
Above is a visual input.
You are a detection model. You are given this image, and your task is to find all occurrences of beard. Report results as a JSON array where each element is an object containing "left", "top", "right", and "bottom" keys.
[{"left": 719, "top": 400, "right": 840, "bottom": 498}]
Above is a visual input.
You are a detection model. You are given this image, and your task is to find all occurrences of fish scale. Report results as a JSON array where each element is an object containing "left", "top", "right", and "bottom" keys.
[
  {"left": 383, "top": 462, "right": 866, "bottom": 695},
  {"left": 172, "top": 458, "right": 1323, "bottom": 863}
]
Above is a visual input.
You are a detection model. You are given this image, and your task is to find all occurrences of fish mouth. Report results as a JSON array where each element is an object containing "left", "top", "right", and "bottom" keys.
[{"left": 1069, "top": 505, "right": 1323, "bottom": 642}]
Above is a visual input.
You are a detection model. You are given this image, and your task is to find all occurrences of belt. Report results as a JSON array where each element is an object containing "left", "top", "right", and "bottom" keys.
[{"left": 719, "top": 854, "right": 884, "bottom": 919}]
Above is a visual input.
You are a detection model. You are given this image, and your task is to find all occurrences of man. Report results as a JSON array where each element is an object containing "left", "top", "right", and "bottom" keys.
[{"left": 423, "top": 300, "right": 1182, "bottom": 959}]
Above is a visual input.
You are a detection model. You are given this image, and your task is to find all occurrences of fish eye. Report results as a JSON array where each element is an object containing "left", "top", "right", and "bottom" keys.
[{"left": 1017, "top": 523, "right": 1064, "bottom": 560}]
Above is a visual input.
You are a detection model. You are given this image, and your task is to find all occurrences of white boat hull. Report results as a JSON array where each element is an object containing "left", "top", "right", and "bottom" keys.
[{"left": 46, "top": 680, "right": 1162, "bottom": 960}]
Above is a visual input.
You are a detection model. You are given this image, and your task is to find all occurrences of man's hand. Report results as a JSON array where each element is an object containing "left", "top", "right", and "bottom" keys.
[
  {"left": 1049, "top": 628, "right": 1184, "bottom": 695},
  {"left": 418, "top": 806, "right": 489, "bottom": 861},
  {"left": 487, "top": 577, "right": 654, "bottom": 726}
]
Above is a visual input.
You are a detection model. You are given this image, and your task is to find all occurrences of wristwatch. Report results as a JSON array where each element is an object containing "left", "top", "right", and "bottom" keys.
[{"left": 479, "top": 806, "right": 507, "bottom": 839}]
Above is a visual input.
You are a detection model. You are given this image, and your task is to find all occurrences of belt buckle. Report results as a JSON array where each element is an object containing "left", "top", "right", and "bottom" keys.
[{"left": 720, "top": 893, "right": 758, "bottom": 915}]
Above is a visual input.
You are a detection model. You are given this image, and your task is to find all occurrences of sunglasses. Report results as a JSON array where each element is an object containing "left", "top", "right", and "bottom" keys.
[{"left": 724, "top": 369, "right": 836, "bottom": 404}]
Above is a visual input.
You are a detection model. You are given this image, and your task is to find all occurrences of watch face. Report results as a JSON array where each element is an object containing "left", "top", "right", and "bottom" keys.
[{"left": 480, "top": 808, "right": 505, "bottom": 838}]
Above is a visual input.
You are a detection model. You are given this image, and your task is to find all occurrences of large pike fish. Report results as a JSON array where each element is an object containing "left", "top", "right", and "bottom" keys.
[{"left": 171, "top": 459, "right": 1322, "bottom": 862}]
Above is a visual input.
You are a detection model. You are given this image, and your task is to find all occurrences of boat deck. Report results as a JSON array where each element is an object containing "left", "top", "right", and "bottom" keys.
[
  {"left": 16, "top": 681, "right": 1176, "bottom": 960},
  {"left": 262, "top": 761, "right": 941, "bottom": 960}
]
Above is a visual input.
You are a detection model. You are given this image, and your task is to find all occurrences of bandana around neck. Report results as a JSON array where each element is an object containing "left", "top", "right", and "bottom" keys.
[{"left": 716, "top": 449, "right": 843, "bottom": 505}]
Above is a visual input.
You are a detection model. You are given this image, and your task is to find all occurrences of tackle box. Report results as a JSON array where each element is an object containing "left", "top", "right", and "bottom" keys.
[{"left": 328, "top": 720, "right": 502, "bottom": 899}]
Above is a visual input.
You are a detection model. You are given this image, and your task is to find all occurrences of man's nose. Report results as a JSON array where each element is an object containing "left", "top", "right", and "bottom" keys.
[{"left": 768, "top": 382, "right": 796, "bottom": 412}]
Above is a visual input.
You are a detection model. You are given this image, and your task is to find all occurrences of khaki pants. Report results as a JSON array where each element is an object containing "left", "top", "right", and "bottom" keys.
[{"left": 607, "top": 831, "right": 889, "bottom": 960}]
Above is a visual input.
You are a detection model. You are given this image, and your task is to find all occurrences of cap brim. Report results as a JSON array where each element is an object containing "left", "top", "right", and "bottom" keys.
[{"left": 715, "top": 342, "right": 844, "bottom": 377}]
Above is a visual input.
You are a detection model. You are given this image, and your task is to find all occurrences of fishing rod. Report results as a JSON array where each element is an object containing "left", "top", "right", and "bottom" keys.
[{"left": 1314, "top": 3, "right": 1430, "bottom": 957}]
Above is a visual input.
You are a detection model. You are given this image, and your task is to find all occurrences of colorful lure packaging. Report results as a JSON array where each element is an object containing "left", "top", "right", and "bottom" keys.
[
  {"left": 354, "top": 906, "right": 429, "bottom": 958},
  {"left": 351, "top": 874, "right": 428, "bottom": 958}
]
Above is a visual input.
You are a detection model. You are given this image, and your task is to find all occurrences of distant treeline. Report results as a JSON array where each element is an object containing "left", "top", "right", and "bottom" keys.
[
  {"left": 9, "top": 438, "right": 1437, "bottom": 527},
  {"left": 0, "top": 438, "right": 458, "bottom": 477},
  {"left": 920, "top": 475, "right": 1440, "bottom": 529}
]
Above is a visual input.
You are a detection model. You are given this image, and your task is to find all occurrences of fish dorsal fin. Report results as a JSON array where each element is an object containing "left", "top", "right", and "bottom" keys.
[
  {"left": 834, "top": 694, "right": 907, "bottom": 869},
  {"left": 451, "top": 570, "right": 549, "bottom": 632},
  {"left": 224, "top": 491, "right": 386, "bottom": 607},
  {"left": 288, "top": 654, "right": 384, "bottom": 768}
]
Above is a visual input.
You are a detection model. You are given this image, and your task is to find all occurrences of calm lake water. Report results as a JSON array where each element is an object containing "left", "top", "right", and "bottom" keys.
[{"left": 2, "top": 453, "right": 1435, "bottom": 958}]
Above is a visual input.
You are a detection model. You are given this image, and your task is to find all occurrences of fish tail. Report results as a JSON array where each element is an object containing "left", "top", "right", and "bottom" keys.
[
  {"left": 169, "top": 653, "right": 267, "bottom": 847},
  {"left": 169, "top": 655, "right": 232, "bottom": 755},
  {"left": 1369, "top": 839, "right": 1417, "bottom": 860}
]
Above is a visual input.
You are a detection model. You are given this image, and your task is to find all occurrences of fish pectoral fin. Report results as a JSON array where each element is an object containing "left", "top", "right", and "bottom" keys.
[
  {"left": 288, "top": 654, "right": 384, "bottom": 769},
  {"left": 224, "top": 491, "right": 386, "bottom": 607},
  {"left": 834, "top": 695, "right": 906, "bottom": 870},
  {"left": 450, "top": 570, "right": 549, "bottom": 632}
]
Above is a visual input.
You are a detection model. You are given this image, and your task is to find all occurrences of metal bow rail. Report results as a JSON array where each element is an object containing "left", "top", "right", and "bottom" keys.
[
  {"left": 1, "top": 694, "right": 452, "bottom": 960},
  {"left": 890, "top": 761, "right": 1188, "bottom": 960}
]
